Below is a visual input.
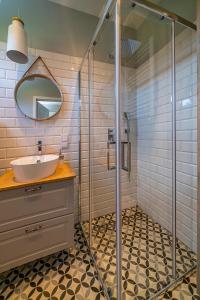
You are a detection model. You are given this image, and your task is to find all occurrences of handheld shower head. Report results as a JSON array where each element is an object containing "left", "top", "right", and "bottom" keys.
[
  {"left": 123, "top": 112, "right": 131, "bottom": 142},
  {"left": 124, "top": 112, "right": 130, "bottom": 121}
]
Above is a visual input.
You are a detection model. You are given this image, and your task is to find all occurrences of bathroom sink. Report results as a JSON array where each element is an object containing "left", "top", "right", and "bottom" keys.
[{"left": 10, "top": 154, "right": 59, "bottom": 182}]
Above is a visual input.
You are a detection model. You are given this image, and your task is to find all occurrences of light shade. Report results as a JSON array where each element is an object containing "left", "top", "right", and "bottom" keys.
[{"left": 7, "top": 17, "right": 28, "bottom": 64}]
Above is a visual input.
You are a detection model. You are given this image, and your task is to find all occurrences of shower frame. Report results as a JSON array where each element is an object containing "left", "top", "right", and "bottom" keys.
[{"left": 78, "top": 0, "right": 198, "bottom": 299}]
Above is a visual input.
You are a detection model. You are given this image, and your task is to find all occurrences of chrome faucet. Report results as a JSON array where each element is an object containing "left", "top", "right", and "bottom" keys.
[{"left": 37, "top": 141, "right": 42, "bottom": 161}]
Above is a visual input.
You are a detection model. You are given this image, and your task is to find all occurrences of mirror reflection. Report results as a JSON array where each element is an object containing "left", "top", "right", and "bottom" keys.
[{"left": 15, "top": 74, "right": 62, "bottom": 120}]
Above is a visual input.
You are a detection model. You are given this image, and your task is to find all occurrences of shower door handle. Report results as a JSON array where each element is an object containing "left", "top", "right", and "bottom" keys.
[
  {"left": 107, "top": 141, "right": 116, "bottom": 170},
  {"left": 107, "top": 141, "right": 131, "bottom": 176},
  {"left": 121, "top": 141, "right": 131, "bottom": 180}
]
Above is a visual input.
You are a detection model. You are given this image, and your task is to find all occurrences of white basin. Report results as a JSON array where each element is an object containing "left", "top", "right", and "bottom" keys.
[{"left": 10, "top": 154, "right": 59, "bottom": 182}]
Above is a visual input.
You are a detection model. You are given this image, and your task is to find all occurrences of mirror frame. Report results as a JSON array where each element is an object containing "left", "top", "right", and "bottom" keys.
[{"left": 14, "top": 73, "right": 63, "bottom": 121}]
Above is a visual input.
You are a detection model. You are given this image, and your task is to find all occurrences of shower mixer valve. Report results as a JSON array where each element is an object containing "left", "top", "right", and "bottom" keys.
[{"left": 108, "top": 128, "right": 115, "bottom": 143}]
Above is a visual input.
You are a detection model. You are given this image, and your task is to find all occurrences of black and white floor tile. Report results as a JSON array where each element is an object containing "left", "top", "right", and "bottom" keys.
[
  {"left": 83, "top": 206, "right": 196, "bottom": 299},
  {"left": 0, "top": 225, "right": 106, "bottom": 300},
  {"left": 158, "top": 270, "right": 200, "bottom": 300},
  {"left": 0, "top": 206, "right": 198, "bottom": 300}
]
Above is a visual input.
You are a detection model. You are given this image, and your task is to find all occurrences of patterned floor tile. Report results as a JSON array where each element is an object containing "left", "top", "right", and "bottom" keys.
[
  {"left": 159, "top": 271, "right": 200, "bottom": 300},
  {"left": 0, "top": 206, "right": 198, "bottom": 300},
  {"left": 0, "top": 225, "right": 106, "bottom": 300},
  {"left": 83, "top": 206, "right": 196, "bottom": 300}
]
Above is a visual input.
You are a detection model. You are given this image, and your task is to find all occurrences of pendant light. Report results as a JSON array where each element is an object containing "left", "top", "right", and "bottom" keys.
[{"left": 6, "top": 16, "right": 28, "bottom": 64}]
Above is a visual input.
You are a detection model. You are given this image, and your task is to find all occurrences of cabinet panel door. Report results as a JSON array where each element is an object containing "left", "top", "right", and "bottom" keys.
[
  {"left": 0, "top": 180, "right": 74, "bottom": 232},
  {"left": 0, "top": 214, "right": 74, "bottom": 273}
]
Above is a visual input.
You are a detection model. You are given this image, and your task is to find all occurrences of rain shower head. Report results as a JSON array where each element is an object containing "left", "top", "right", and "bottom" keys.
[
  {"left": 122, "top": 38, "right": 141, "bottom": 57},
  {"left": 109, "top": 38, "right": 141, "bottom": 60}
]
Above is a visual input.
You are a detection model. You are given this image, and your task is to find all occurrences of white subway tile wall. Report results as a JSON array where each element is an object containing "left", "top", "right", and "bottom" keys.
[
  {"left": 80, "top": 59, "right": 137, "bottom": 222},
  {"left": 0, "top": 22, "right": 197, "bottom": 254},
  {"left": 0, "top": 42, "right": 80, "bottom": 221},
  {"left": 126, "top": 27, "right": 197, "bottom": 251}
]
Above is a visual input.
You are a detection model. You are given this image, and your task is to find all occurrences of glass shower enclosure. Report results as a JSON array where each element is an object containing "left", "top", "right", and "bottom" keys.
[{"left": 79, "top": 0, "right": 198, "bottom": 299}]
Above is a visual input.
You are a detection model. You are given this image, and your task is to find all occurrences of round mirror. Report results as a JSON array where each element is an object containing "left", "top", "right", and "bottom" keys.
[{"left": 15, "top": 74, "right": 63, "bottom": 120}]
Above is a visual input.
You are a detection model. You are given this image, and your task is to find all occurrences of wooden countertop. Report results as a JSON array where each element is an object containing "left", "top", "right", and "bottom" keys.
[{"left": 0, "top": 163, "right": 76, "bottom": 192}]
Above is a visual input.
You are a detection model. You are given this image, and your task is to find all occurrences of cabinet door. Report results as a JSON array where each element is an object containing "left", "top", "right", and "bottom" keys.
[
  {"left": 0, "top": 180, "right": 74, "bottom": 232},
  {"left": 0, "top": 214, "right": 74, "bottom": 273}
]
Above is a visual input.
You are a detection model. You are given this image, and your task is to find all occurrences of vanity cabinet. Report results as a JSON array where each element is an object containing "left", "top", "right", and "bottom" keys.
[{"left": 0, "top": 164, "right": 75, "bottom": 273}]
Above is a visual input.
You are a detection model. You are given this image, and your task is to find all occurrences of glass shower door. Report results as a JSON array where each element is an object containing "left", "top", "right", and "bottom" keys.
[
  {"left": 121, "top": 3, "right": 174, "bottom": 298},
  {"left": 89, "top": 4, "right": 118, "bottom": 298},
  {"left": 175, "top": 22, "right": 197, "bottom": 278},
  {"left": 79, "top": 1, "right": 197, "bottom": 299},
  {"left": 79, "top": 53, "right": 90, "bottom": 240}
]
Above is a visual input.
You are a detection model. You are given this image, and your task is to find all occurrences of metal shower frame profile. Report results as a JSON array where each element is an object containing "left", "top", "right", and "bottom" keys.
[{"left": 78, "top": 0, "right": 198, "bottom": 299}]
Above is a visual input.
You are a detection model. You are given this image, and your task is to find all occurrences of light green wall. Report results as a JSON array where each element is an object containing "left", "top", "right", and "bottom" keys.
[
  {"left": 0, "top": 0, "right": 197, "bottom": 66},
  {"left": 0, "top": 0, "right": 99, "bottom": 58}
]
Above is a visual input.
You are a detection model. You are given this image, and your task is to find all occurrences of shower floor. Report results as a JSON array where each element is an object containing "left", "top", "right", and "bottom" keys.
[{"left": 82, "top": 206, "right": 196, "bottom": 300}]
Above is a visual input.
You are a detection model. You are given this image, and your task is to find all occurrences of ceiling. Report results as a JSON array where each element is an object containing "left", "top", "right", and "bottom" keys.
[
  {"left": 122, "top": 0, "right": 162, "bottom": 30},
  {"left": 48, "top": 0, "right": 106, "bottom": 17},
  {"left": 0, "top": 0, "right": 101, "bottom": 58},
  {"left": 0, "top": 0, "right": 197, "bottom": 67}
]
